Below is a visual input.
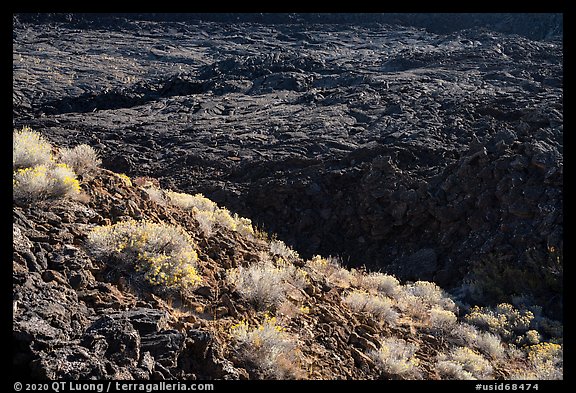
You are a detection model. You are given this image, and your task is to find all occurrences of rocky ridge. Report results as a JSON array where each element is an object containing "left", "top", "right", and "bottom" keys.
[
  {"left": 13, "top": 14, "right": 563, "bottom": 380},
  {"left": 13, "top": 151, "right": 563, "bottom": 380},
  {"left": 12, "top": 15, "right": 563, "bottom": 320}
]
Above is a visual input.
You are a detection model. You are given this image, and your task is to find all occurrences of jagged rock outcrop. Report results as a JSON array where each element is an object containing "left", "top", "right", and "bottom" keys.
[{"left": 13, "top": 14, "right": 563, "bottom": 380}]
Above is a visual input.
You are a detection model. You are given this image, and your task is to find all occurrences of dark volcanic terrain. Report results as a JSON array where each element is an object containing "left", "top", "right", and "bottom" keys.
[{"left": 13, "top": 14, "right": 563, "bottom": 380}]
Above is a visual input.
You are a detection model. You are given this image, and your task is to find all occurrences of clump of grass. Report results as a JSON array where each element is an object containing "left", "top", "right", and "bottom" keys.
[
  {"left": 230, "top": 314, "right": 300, "bottom": 379},
  {"left": 368, "top": 337, "right": 420, "bottom": 378},
  {"left": 86, "top": 219, "right": 201, "bottom": 288}
]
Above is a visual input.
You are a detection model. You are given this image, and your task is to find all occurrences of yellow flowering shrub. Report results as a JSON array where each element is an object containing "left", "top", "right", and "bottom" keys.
[
  {"left": 12, "top": 128, "right": 86, "bottom": 202},
  {"left": 13, "top": 163, "right": 81, "bottom": 202},
  {"left": 87, "top": 219, "right": 201, "bottom": 288},
  {"left": 508, "top": 342, "right": 563, "bottom": 380},
  {"left": 527, "top": 342, "right": 562, "bottom": 368},
  {"left": 436, "top": 347, "right": 493, "bottom": 380},
  {"left": 165, "top": 190, "right": 254, "bottom": 237},
  {"left": 464, "top": 303, "right": 534, "bottom": 339},
  {"left": 13, "top": 126, "right": 53, "bottom": 170},
  {"left": 115, "top": 173, "right": 132, "bottom": 187}
]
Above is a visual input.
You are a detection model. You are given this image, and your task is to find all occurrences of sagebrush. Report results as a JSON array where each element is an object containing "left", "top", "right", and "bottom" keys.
[{"left": 87, "top": 219, "right": 201, "bottom": 288}]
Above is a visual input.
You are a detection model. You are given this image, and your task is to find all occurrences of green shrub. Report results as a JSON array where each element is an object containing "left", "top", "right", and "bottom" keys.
[{"left": 86, "top": 219, "right": 201, "bottom": 288}]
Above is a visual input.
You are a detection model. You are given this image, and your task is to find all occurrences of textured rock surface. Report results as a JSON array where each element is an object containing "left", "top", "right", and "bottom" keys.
[
  {"left": 13, "top": 14, "right": 562, "bottom": 317},
  {"left": 13, "top": 14, "right": 563, "bottom": 380}
]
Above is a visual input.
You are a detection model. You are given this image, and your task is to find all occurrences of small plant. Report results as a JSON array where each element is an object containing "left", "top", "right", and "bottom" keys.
[
  {"left": 343, "top": 290, "right": 398, "bottom": 325},
  {"left": 395, "top": 280, "right": 458, "bottom": 322},
  {"left": 435, "top": 359, "right": 476, "bottom": 380},
  {"left": 447, "top": 323, "right": 505, "bottom": 359},
  {"left": 230, "top": 314, "right": 300, "bottom": 379},
  {"left": 13, "top": 127, "right": 53, "bottom": 170},
  {"left": 307, "top": 255, "right": 357, "bottom": 288},
  {"left": 227, "top": 258, "right": 302, "bottom": 310},
  {"left": 13, "top": 163, "right": 81, "bottom": 202},
  {"left": 270, "top": 239, "right": 300, "bottom": 261},
  {"left": 86, "top": 219, "right": 201, "bottom": 288},
  {"left": 141, "top": 185, "right": 167, "bottom": 206},
  {"left": 59, "top": 144, "right": 101, "bottom": 175},
  {"left": 474, "top": 331, "right": 505, "bottom": 359},
  {"left": 368, "top": 337, "right": 420, "bottom": 378},
  {"left": 166, "top": 190, "right": 217, "bottom": 212},
  {"left": 464, "top": 303, "right": 534, "bottom": 339},
  {"left": 523, "top": 330, "right": 541, "bottom": 345},
  {"left": 12, "top": 128, "right": 89, "bottom": 203},
  {"left": 359, "top": 272, "right": 400, "bottom": 297},
  {"left": 436, "top": 347, "right": 493, "bottom": 380},
  {"left": 404, "top": 281, "right": 457, "bottom": 312},
  {"left": 114, "top": 173, "right": 132, "bottom": 187},
  {"left": 447, "top": 323, "right": 481, "bottom": 347},
  {"left": 429, "top": 307, "right": 458, "bottom": 331},
  {"left": 165, "top": 190, "right": 254, "bottom": 237}
]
